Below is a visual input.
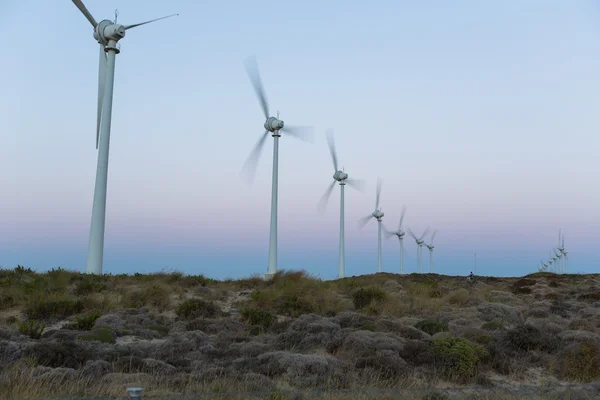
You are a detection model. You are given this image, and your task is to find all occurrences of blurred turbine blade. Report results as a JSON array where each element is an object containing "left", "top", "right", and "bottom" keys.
[
  {"left": 345, "top": 178, "right": 366, "bottom": 192},
  {"left": 244, "top": 56, "right": 270, "bottom": 120},
  {"left": 408, "top": 228, "right": 418, "bottom": 241},
  {"left": 430, "top": 229, "right": 438, "bottom": 245},
  {"left": 317, "top": 180, "right": 337, "bottom": 214},
  {"left": 71, "top": 0, "right": 98, "bottom": 28},
  {"left": 326, "top": 128, "right": 338, "bottom": 171},
  {"left": 358, "top": 214, "right": 373, "bottom": 230},
  {"left": 420, "top": 227, "right": 431, "bottom": 241},
  {"left": 375, "top": 178, "right": 382, "bottom": 209},
  {"left": 382, "top": 223, "right": 394, "bottom": 239},
  {"left": 398, "top": 205, "right": 406, "bottom": 230},
  {"left": 240, "top": 130, "right": 270, "bottom": 186},
  {"left": 124, "top": 13, "right": 179, "bottom": 30},
  {"left": 96, "top": 43, "right": 107, "bottom": 149},
  {"left": 281, "top": 125, "right": 315, "bottom": 143}
]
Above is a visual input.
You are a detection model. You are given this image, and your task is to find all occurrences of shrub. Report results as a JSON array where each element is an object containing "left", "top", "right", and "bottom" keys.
[
  {"left": 0, "top": 293, "right": 15, "bottom": 310},
  {"left": 481, "top": 321, "right": 504, "bottom": 331},
  {"left": 18, "top": 320, "right": 45, "bottom": 339},
  {"left": 506, "top": 324, "right": 560, "bottom": 352},
  {"left": 432, "top": 337, "right": 488, "bottom": 383},
  {"left": 78, "top": 326, "right": 116, "bottom": 344},
  {"left": 555, "top": 341, "right": 600, "bottom": 382},
  {"left": 447, "top": 289, "right": 469, "bottom": 306},
  {"left": 26, "top": 341, "right": 92, "bottom": 368},
  {"left": 124, "top": 284, "right": 171, "bottom": 310},
  {"left": 73, "top": 311, "right": 102, "bottom": 331},
  {"left": 415, "top": 319, "right": 448, "bottom": 335},
  {"left": 240, "top": 307, "right": 274, "bottom": 331},
  {"left": 175, "top": 298, "right": 219, "bottom": 320},
  {"left": 74, "top": 277, "right": 107, "bottom": 296},
  {"left": 352, "top": 287, "right": 387, "bottom": 309},
  {"left": 274, "top": 294, "right": 315, "bottom": 317},
  {"left": 25, "top": 299, "right": 84, "bottom": 321}
]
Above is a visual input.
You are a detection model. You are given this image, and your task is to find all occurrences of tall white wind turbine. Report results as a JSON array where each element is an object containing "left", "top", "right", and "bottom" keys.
[
  {"left": 383, "top": 205, "right": 407, "bottom": 274},
  {"left": 240, "top": 56, "right": 314, "bottom": 280},
  {"left": 70, "top": 0, "right": 178, "bottom": 275},
  {"left": 318, "top": 129, "right": 365, "bottom": 279},
  {"left": 560, "top": 234, "right": 568, "bottom": 274},
  {"left": 426, "top": 229, "right": 438, "bottom": 273},
  {"left": 557, "top": 230, "right": 565, "bottom": 274},
  {"left": 408, "top": 227, "right": 430, "bottom": 273},
  {"left": 358, "top": 179, "right": 385, "bottom": 273}
]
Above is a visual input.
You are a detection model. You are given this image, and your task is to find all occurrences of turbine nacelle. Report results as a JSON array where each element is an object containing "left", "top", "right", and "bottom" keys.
[
  {"left": 372, "top": 210, "right": 384, "bottom": 219},
  {"left": 396, "top": 231, "right": 405, "bottom": 239},
  {"left": 265, "top": 117, "right": 284, "bottom": 132},
  {"left": 333, "top": 170, "right": 349, "bottom": 182},
  {"left": 94, "top": 20, "right": 126, "bottom": 44},
  {"left": 416, "top": 239, "right": 424, "bottom": 246},
  {"left": 427, "top": 244, "right": 435, "bottom": 251}
]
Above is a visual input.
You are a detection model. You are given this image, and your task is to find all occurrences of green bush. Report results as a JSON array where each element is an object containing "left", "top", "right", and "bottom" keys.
[
  {"left": 18, "top": 320, "right": 46, "bottom": 339},
  {"left": 415, "top": 319, "right": 449, "bottom": 335},
  {"left": 78, "top": 326, "right": 116, "bottom": 344},
  {"left": 275, "top": 294, "right": 315, "bottom": 317},
  {"left": 556, "top": 341, "right": 600, "bottom": 382},
  {"left": 73, "top": 311, "right": 102, "bottom": 331},
  {"left": 352, "top": 287, "right": 387, "bottom": 309},
  {"left": 74, "top": 277, "right": 107, "bottom": 296},
  {"left": 481, "top": 321, "right": 504, "bottom": 331},
  {"left": 240, "top": 307, "right": 274, "bottom": 331},
  {"left": 125, "top": 284, "right": 171, "bottom": 310},
  {"left": 432, "top": 337, "right": 488, "bottom": 383},
  {"left": 25, "top": 299, "right": 84, "bottom": 320},
  {"left": 175, "top": 298, "right": 219, "bottom": 320}
]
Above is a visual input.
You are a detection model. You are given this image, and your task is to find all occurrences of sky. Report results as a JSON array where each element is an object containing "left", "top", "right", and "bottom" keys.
[{"left": 1, "top": 0, "right": 599, "bottom": 280}]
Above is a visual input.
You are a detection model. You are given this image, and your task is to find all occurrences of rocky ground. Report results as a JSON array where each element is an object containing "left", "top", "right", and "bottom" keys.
[{"left": 2, "top": 267, "right": 600, "bottom": 399}]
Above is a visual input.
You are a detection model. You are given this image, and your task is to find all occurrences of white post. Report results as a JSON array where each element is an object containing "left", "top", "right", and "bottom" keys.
[
  {"left": 377, "top": 219, "right": 382, "bottom": 273},
  {"left": 338, "top": 182, "right": 345, "bottom": 279},
  {"left": 86, "top": 43, "right": 118, "bottom": 275},
  {"left": 265, "top": 132, "right": 280, "bottom": 279}
]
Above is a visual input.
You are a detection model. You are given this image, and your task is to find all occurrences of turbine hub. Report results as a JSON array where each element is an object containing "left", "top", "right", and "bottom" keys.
[
  {"left": 397, "top": 230, "right": 405, "bottom": 239},
  {"left": 265, "top": 117, "right": 284, "bottom": 132},
  {"left": 333, "top": 171, "right": 348, "bottom": 181},
  {"left": 94, "top": 20, "right": 126, "bottom": 44},
  {"left": 373, "top": 210, "right": 384, "bottom": 219}
]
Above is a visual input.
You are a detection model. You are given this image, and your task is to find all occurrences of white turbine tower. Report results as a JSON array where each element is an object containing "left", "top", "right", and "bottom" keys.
[
  {"left": 553, "top": 249, "right": 562, "bottom": 274},
  {"left": 317, "top": 129, "right": 365, "bottom": 279},
  {"left": 426, "top": 230, "right": 438, "bottom": 273},
  {"left": 70, "top": 0, "right": 178, "bottom": 275},
  {"left": 383, "top": 206, "right": 407, "bottom": 274},
  {"left": 560, "top": 234, "right": 568, "bottom": 274},
  {"left": 358, "top": 179, "right": 385, "bottom": 273},
  {"left": 408, "top": 228, "right": 430, "bottom": 273},
  {"left": 557, "top": 230, "right": 565, "bottom": 274},
  {"left": 240, "top": 56, "right": 314, "bottom": 280}
]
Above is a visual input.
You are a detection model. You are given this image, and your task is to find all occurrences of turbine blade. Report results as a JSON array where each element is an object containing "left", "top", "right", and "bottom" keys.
[
  {"left": 375, "top": 178, "right": 382, "bottom": 210},
  {"left": 358, "top": 214, "right": 373, "bottom": 230},
  {"left": 244, "top": 56, "right": 270, "bottom": 120},
  {"left": 408, "top": 228, "right": 418, "bottom": 241},
  {"left": 71, "top": 0, "right": 97, "bottom": 28},
  {"left": 281, "top": 125, "right": 315, "bottom": 143},
  {"left": 430, "top": 229, "right": 438, "bottom": 245},
  {"left": 317, "top": 180, "right": 337, "bottom": 213},
  {"left": 398, "top": 205, "right": 406, "bottom": 230},
  {"left": 326, "top": 129, "right": 339, "bottom": 172},
  {"left": 382, "top": 223, "right": 394, "bottom": 239},
  {"left": 96, "top": 44, "right": 107, "bottom": 149},
  {"left": 124, "top": 14, "right": 179, "bottom": 30},
  {"left": 345, "top": 178, "right": 366, "bottom": 192},
  {"left": 419, "top": 227, "right": 431, "bottom": 241},
  {"left": 240, "top": 130, "right": 270, "bottom": 186}
]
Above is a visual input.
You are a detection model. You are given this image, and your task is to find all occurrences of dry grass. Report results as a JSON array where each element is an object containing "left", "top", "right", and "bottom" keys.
[{"left": 2, "top": 266, "right": 600, "bottom": 399}]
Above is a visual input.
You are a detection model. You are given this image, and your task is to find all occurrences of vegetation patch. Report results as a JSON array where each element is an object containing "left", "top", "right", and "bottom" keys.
[
  {"left": 352, "top": 287, "right": 387, "bottom": 310},
  {"left": 481, "top": 321, "right": 504, "bottom": 331},
  {"left": 18, "top": 320, "right": 45, "bottom": 339},
  {"left": 432, "top": 337, "right": 488, "bottom": 383},
  {"left": 176, "top": 298, "right": 219, "bottom": 320},
  {"left": 78, "top": 326, "right": 116, "bottom": 344},
  {"left": 71, "top": 311, "right": 102, "bottom": 331},
  {"left": 416, "top": 319, "right": 449, "bottom": 335},
  {"left": 240, "top": 307, "right": 274, "bottom": 331},
  {"left": 555, "top": 341, "right": 600, "bottom": 382},
  {"left": 24, "top": 299, "right": 84, "bottom": 321}
]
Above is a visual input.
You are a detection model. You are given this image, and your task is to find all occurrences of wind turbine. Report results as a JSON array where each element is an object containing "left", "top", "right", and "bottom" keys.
[
  {"left": 408, "top": 227, "right": 430, "bottom": 273},
  {"left": 240, "top": 56, "right": 314, "bottom": 280},
  {"left": 358, "top": 179, "right": 385, "bottom": 273},
  {"left": 70, "top": 0, "right": 178, "bottom": 275},
  {"left": 318, "top": 129, "right": 365, "bottom": 279},
  {"left": 557, "top": 230, "right": 565, "bottom": 274},
  {"left": 553, "top": 249, "right": 562, "bottom": 274},
  {"left": 383, "top": 205, "right": 407, "bottom": 274},
  {"left": 560, "top": 234, "right": 568, "bottom": 274},
  {"left": 426, "top": 230, "right": 438, "bottom": 273}
]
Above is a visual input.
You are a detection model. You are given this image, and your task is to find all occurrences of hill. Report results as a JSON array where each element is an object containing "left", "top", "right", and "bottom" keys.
[{"left": 1, "top": 266, "right": 600, "bottom": 399}]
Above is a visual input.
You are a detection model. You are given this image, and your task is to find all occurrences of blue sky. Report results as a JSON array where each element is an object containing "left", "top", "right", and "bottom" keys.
[{"left": 2, "top": 0, "right": 599, "bottom": 279}]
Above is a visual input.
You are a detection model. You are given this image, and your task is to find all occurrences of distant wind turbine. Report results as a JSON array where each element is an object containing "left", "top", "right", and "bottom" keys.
[
  {"left": 426, "top": 230, "right": 438, "bottom": 273},
  {"left": 358, "top": 178, "right": 385, "bottom": 273},
  {"left": 383, "top": 205, "right": 407, "bottom": 274},
  {"left": 408, "top": 227, "right": 430, "bottom": 273},
  {"left": 318, "top": 129, "right": 365, "bottom": 279}
]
